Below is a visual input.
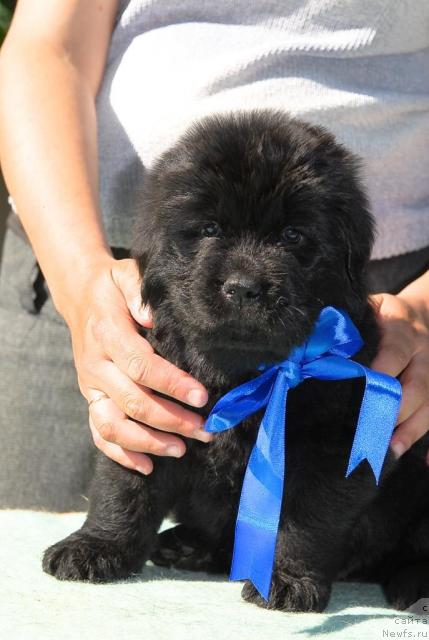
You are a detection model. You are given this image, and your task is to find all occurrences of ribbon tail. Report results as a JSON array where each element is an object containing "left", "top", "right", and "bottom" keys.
[
  {"left": 230, "top": 520, "right": 278, "bottom": 601},
  {"left": 229, "top": 371, "right": 289, "bottom": 600},
  {"left": 346, "top": 367, "right": 402, "bottom": 483},
  {"left": 304, "top": 355, "right": 402, "bottom": 483}
]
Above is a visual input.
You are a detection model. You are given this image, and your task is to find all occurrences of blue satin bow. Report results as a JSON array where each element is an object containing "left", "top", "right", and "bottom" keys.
[{"left": 204, "top": 306, "right": 402, "bottom": 600}]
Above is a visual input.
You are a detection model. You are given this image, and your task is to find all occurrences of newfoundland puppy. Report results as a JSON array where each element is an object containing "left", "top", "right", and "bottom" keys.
[{"left": 43, "top": 111, "right": 429, "bottom": 612}]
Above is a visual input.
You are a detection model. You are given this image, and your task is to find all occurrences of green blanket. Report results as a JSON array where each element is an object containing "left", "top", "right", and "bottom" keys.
[{"left": 0, "top": 511, "right": 420, "bottom": 640}]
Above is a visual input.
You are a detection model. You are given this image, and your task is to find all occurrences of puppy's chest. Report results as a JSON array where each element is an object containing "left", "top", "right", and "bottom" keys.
[
  {"left": 188, "top": 378, "right": 362, "bottom": 486},
  {"left": 188, "top": 414, "right": 260, "bottom": 489}
]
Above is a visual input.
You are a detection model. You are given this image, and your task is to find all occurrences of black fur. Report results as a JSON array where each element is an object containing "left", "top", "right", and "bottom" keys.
[{"left": 43, "top": 111, "right": 429, "bottom": 612}]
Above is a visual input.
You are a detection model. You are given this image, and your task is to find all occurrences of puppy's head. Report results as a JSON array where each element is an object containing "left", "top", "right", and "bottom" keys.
[{"left": 133, "top": 111, "right": 374, "bottom": 376}]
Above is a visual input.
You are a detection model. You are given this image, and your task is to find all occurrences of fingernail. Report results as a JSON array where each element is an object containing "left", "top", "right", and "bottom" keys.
[
  {"left": 166, "top": 445, "right": 184, "bottom": 458},
  {"left": 187, "top": 389, "right": 208, "bottom": 407},
  {"left": 194, "top": 429, "right": 213, "bottom": 443},
  {"left": 136, "top": 465, "right": 151, "bottom": 475},
  {"left": 391, "top": 441, "right": 406, "bottom": 459}
]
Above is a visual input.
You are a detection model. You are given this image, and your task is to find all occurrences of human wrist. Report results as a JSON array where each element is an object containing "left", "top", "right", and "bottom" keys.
[{"left": 49, "top": 247, "right": 116, "bottom": 326}]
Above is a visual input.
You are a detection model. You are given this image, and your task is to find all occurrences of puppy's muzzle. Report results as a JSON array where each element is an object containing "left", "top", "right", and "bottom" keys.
[{"left": 221, "top": 273, "right": 262, "bottom": 306}]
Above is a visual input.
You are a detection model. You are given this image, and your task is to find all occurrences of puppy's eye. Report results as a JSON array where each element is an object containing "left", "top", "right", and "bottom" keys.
[
  {"left": 201, "top": 222, "right": 222, "bottom": 238},
  {"left": 281, "top": 226, "right": 302, "bottom": 244}
]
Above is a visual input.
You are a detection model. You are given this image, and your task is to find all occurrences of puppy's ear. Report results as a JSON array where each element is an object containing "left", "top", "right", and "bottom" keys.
[
  {"left": 132, "top": 234, "right": 167, "bottom": 310},
  {"left": 339, "top": 208, "right": 375, "bottom": 295},
  {"left": 344, "top": 236, "right": 359, "bottom": 286},
  {"left": 132, "top": 228, "right": 153, "bottom": 278},
  {"left": 134, "top": 243, "right": 152, "bottom": 280},
  {"left": 137, "top": 250, "right": 153, "bottom": 307}
]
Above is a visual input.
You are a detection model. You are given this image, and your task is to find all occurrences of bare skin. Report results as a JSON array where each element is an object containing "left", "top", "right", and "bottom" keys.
[
  {"left": 0, "top": 0, "right": 427, "bottom": 476},
  {"left": 371, "top": 272, "right": 429, "bottom": 461}
]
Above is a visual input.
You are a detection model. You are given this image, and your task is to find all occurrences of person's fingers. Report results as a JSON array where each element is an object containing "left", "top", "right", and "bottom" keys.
[
  {"left": 89, "top": 415, "right": 154, "bottom": 475},
  {"left": 370, "top": 323, "right": 414, "bottom": 377},
  {"left": 93, "top": 361, "right": 211, "bottom": 442},
  {"left": 370, "top": 293, "right": 415, "bottom": 377},
  {"left": 390, "top": 401, "right": 429, "bottom": 458},
  {"left": 110, "top": 259, "right": 153, "bottom": 327},
  {"left": 97, "top": 314, "right": 208, "bottom": 408},
  {"left": 396, "top": 354, "right": 429, "bottom": 423},
  {"left": 89, "top": 397, "right": 187, "bottom": 457}
]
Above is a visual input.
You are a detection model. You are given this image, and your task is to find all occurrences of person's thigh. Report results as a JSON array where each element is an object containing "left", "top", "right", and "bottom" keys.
[{"left": 0, "top": 228, "right": 95, "bottom": 511}]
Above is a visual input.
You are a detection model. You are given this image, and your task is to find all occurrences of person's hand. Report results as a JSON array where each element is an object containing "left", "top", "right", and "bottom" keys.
[
  {"left": 370, "top": 290, "right": 429, "bottom": 461},
  {"left": 63, "top": 256, "right": 211, "bottom": 475}
]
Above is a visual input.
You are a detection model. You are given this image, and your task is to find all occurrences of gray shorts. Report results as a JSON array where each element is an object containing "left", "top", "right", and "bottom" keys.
[
  {"left": 0, "top": 228, "right": 94, "bottom": 511},
  {"left": 0, "top": 222, "right": 428, "bottom": 511}
]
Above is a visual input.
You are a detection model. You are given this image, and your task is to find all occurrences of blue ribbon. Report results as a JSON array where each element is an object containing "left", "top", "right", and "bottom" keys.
[{"left": 204, "top": 306, "right": 402, "bottom": 600}]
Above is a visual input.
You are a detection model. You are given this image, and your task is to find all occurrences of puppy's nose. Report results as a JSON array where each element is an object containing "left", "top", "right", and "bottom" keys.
[{"left": 222, "top": 275, "right": 262, "bottom": 305}]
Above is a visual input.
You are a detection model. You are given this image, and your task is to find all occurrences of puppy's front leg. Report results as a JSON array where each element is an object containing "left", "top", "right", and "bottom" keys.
[
  {"left": 241, "top": 527, "right": 334, "bottom": 612},
  {"left": 43, "top": 454, "right": 171, "bottom": 582},
  {"left": 241, "top": 451, "right": 375, "bottom": 612}
]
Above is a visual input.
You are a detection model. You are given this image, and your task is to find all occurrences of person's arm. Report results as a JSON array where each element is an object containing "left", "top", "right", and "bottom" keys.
[
  {"left": 0, "top": 0, "right": 210, "bottom": 475},
  {"left": 371, "top": 269, "right": 429, "bottom": 460}
]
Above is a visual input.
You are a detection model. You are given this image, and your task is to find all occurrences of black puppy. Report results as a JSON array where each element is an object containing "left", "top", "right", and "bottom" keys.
[{"left": 43, "top": 111, "right": 429, "bottom": 612}]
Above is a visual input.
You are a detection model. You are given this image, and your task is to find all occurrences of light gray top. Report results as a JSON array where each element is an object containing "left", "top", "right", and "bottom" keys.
[{"left": 96, "top": 0, "right": 429, "bottom": 259}]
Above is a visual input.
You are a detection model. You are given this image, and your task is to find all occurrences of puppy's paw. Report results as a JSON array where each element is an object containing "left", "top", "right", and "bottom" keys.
[
  {"left": 383, "top": 562, "right": 429, "bottom": 611},
  {"left": 241, "top": 574, "right": 331, "bottom": 612},
  {"left": 151, "top": 524, "right": 230, "bottom": 573},
  {"left": 42, "top": 531, "right": 136, "bottom": 583}
]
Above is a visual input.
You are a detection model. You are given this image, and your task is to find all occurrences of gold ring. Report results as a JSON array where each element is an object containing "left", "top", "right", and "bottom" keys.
[{"left": 88, "top": 392, "right": 109, "bottom": 410}]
